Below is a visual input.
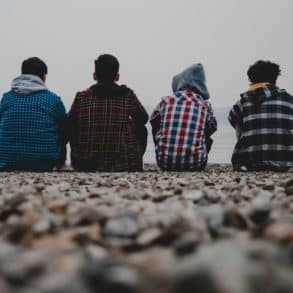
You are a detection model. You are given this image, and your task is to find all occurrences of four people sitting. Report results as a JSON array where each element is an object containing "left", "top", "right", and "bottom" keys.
[{"left": 0, "top": 55, "right": 292, "bottom": 172}]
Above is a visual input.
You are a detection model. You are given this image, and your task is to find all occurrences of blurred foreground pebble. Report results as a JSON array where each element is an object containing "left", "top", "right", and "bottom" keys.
[{"left": 0, "top": 164, "right": 292, "bottom": 293}]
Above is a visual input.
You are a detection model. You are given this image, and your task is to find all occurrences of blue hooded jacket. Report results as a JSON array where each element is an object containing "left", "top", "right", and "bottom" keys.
[{"left": 0, "top": 75, "right": 67, "bottom": 171}]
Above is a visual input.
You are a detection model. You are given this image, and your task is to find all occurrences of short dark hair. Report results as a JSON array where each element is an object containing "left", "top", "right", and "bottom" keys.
[
  {"left": 21, "top": 57, "right": 48, "bottom": 80},
  {"left": 247, "top": 60, "right": 281, "bottom": 84},
  {"left": 95, "top": 54, "right": 119, "bottom": 82}
]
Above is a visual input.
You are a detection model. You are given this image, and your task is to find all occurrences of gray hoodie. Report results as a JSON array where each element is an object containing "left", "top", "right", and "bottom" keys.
[
  {"left": 172, "top": 63, "right": 210, "bottom": 99},
  {"left": 11, "top": 74, "right": 47, "bottom": 95}
]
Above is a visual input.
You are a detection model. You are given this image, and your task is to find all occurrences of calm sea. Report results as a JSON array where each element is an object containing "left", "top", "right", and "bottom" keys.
[{"left": 144, "top": 107, "right": 236, "bottom": 164}]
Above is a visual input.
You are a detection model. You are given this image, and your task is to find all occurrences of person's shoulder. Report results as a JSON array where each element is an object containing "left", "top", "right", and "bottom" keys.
[
  {"left": 75, "top": 89, "right": 92, "bottom": 100},
  {"left": 276, "top": 89, "right": 293, "bottom": 110},
  {"left": 158, "top": 93, "right": 177, "bottom": 105},
  {"left": 278, "top": 88, "right": 293, "bottom": 99},
  {"left": 203, "top": 99, "right": 212, "bottom": 108},
  {"left": 41, "top": 90, "right": 65, "bottom": 105},
  {"left": 119, "top": 84, "right": 136, "bottom": 97},
  {"left": 45, "top": 90, "right": 60, "bottom": 98},
  {"left": 1, "top": 90, "right": 26, "bottom": 104},
  {"left": 238, "top": 91, "right": 249, "bottom": 106},
  {"left": 2, "top": 90, "right": 14, "bottom": 98},
  {"left": 0, "top": 91, "right": 14, "bottom": 105}
]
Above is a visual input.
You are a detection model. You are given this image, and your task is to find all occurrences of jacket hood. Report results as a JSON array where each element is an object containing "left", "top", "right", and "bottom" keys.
[
  {"left": 172, "top": 63, "right": 210, "bottom": 99},
  {"left": 241, "top": 84, "right": 285, "bottom": 104},
  {"left": 11, "top": 74, "right": 47, "bottom": 95},
  {"left": 90, "top": 83, "right": 129, "bottom": 98}
]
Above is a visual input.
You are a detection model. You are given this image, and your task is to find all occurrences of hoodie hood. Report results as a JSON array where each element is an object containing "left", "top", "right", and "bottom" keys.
[
  {"left": 241, "top": 84, "right": 285, "bottom": 104},
  {"left": 90, "top": 83, "right": 129, "bottom": 98},
  {"left": 11, "top": 74, "right": 47, "bottom": 95},
  {"left": 172, "top": 63, "right": 210, "bottom": 99}
]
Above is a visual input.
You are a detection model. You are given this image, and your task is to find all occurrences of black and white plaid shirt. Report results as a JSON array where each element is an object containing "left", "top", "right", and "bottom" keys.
[{"left": 229, "top": 84, "right": 293, "bottom": 170}]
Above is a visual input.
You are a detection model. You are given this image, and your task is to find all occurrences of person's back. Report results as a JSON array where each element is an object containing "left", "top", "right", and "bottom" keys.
[
  {"left": 68, "top": 54, "right": 148, "bottom": 172},
  {"left": 229, "top": 60, "right": 293, "bottom": 171},
  {"left": 0, "top": 57, "right": 67, "bottom": 171},
  {"left": 151, "top": 64, "right": 217, "bottom": 171}
]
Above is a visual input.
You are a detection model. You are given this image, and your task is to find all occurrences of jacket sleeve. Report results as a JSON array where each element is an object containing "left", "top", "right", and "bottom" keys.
[
  {"left": 229, "top": 100, "right": 243, "bottom": 129},
  {"left": 0, "top": 97, "right": 3, "bottom": 121},
  {"left": 150, "top": 101, "right": 163, "bottom": 138},
  {"left": 53, "top": 97, "right": 68, "bottom": 168},
  {"left": 205, "top": 101, "right": 217, "bottom": 137},
  {"left": 67, "top": 93, "right": 81, "bottom": 146},
  {"left": 128, "top": 90, "right": 149, "bottom": 126}
]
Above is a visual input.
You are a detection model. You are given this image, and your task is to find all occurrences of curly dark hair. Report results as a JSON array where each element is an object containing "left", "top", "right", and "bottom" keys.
[{"left": 247, "top": 60, "right": 281, "bottom": 85}]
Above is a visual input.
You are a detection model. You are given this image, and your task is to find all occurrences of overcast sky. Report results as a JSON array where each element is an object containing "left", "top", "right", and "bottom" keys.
[{"left": 0, "top": 0, "right": 292, "bottom": 109}]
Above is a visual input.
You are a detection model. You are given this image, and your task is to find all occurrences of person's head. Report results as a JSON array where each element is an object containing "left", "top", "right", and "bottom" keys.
[
  {"left": 172, "top": 63, "right": 210, "bottom": 99},
  {"left": 21, "top": 57, "right": 48, "bottom": 81},
  {"left": 94, "top": 54, "right": 120, "bottom": 83},
  {"left": 247, "top": 60, "right": 281, "bottom": 85}
]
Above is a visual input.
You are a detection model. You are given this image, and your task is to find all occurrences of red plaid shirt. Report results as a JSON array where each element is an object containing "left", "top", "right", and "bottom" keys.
[
  {"left": 68, "top": 83, "right": 148, "bottom": 171},
  {"left": 151, "top": 90, "right": 217, "bottom": 170}
]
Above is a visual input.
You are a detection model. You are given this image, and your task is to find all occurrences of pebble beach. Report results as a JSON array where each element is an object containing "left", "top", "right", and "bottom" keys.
[{"left": 0, "top": 164, "right": 292, "bottom": 293}]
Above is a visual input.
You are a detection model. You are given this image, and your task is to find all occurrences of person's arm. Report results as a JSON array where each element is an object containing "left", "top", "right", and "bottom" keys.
[
  {"left": 53, "top": 97, "right": 68, "bottom": 169},
  {"left": 0, "top": 97, "right": 3, "bottom": 122},
  {"left": 228, "top": 100, "right": 243, "bottom": 130},
  {"left": 67, "top": 93, "right": 81, "bottom": 146},
  {"left": 150, "top": 101, "right": 163, "bottom": 139},
  {"left": 204, "top": 101, "right": 217, "bottom": 153},
  {"left": 205, "top": 101, "right": 217, "bottom": 137},
  {"left": 128, "top": 90, "right": 149, "bottom": 126}
]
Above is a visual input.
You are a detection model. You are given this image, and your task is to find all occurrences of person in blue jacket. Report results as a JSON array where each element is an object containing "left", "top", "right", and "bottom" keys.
[{"left": 0, "top": 57, "right": 67, "bottom": 171}]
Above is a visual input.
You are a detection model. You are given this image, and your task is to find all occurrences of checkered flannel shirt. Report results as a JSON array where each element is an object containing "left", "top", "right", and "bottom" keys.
[
  {"left": 151, "top": 90, "right": 217, "bottom": 170},
  {"left": 0, "top": 90, "right": 67, "bottom": 170},
  {"left": 229, "top": 85, "right": 293, "bottom": 169},
  {"left": 68, "top": 84, "right": 148, "bottom": 172}
]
